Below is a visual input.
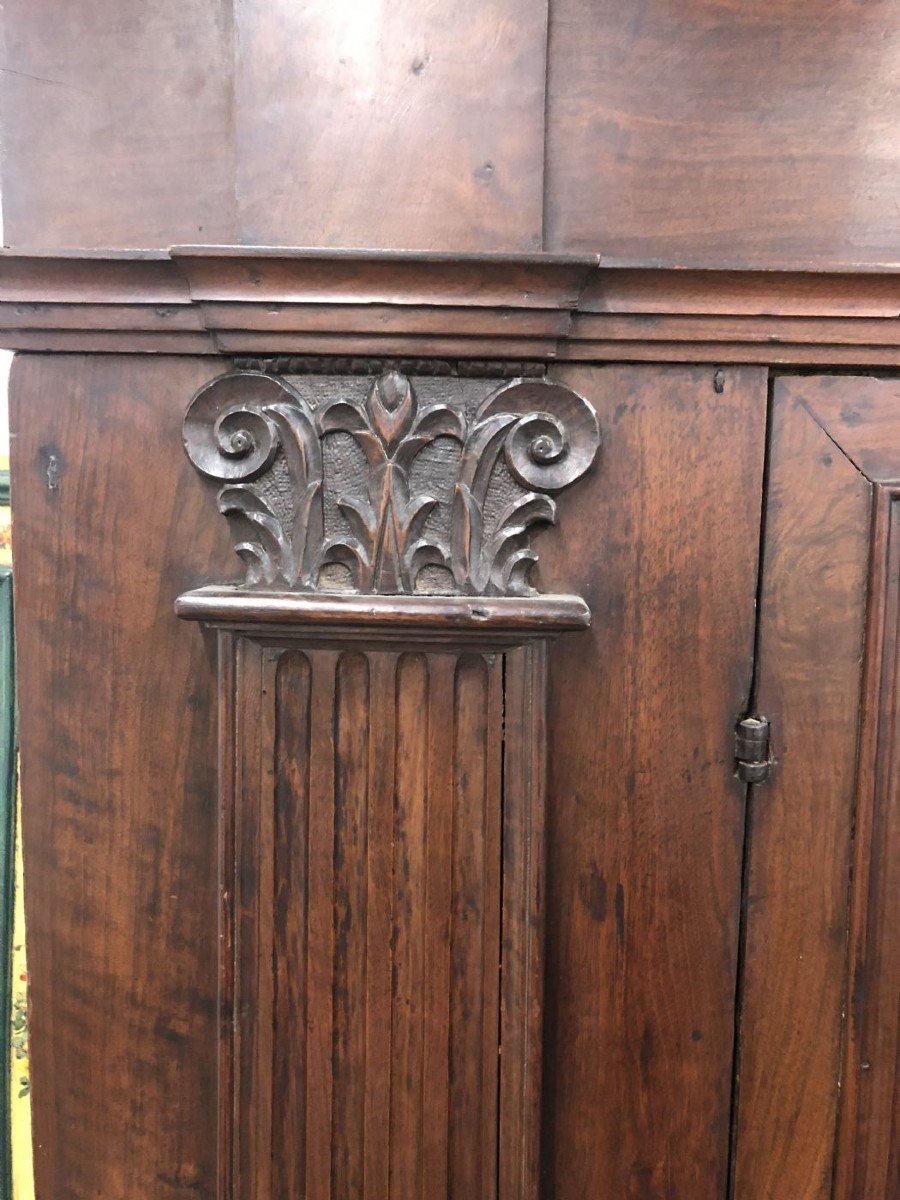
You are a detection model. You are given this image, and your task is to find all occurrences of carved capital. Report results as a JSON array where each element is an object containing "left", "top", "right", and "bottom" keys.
[
  {"left": 183, "top": 369, "right": 599, "bottom": 597},
  {"left": 178, "top": 365, "right": 599, "bottom": 1200}
]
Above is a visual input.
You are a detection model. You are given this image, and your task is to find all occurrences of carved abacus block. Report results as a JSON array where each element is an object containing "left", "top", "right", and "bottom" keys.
[{"left": 177, "top": 369, "right": 600, "bottom": 1200}]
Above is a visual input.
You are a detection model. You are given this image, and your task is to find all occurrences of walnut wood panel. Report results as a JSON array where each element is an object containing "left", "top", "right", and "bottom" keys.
[
  {"left": 4, "top": 3, "right": 900, "bottom": 267},
  {"left": 732, "top": 385, "right": 872, "bottom": 1200},
  {"left": 734, "top": 374, "right": 900, "bottom": 1200},
  {"left": 9, "top": 355, "right": 237, "bottom": 1200},
  {"left": 834, "top": 487, "right": 900, "bottom": 1200},
  {"left": 545, "top": 0, "right": 900, "bottom": 266},
  {"left": 537, "top": 364, "right": 768, "bottom": 1200},
  {"left": 0, "top": 0, "right": 235, "bottom": 248},
  {"left": 795, "top": 374, "right": 900, "bottom": 484},
  {"left": 233, "top": 0, "right": 548, "bottom": 251},
  {"left": 216, "top": 633, "right": 548, "bottom": 1200},
  {"left": 0, "top": 0, "right": 549, "bottom": 253}
]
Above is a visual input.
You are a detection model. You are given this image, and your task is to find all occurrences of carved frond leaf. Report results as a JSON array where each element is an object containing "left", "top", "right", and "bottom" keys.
[
  {"left": 398, "top": 494, "right": 438, "bottom": 544},
  {"left": 321, "top": 537, "right": 372, "bottom": 591},
  {"left": 317, "top": 399, "right": 386, "bottom": 471},
  {"left": 338, "top": 495, "right": 378, "bottom": 546},
  {"left": 485, "top": 495, "right": 557, "bottom": 595},
  {"left": 393, "top": 403, "right": 467, "bottom": 470},
  {"left": 406, "top": 540, "right": 450, "bottom": 588},
  {"left": 219, "top": 484, "right": 292, "bottom": 585},
  {"left": 289, "top": 480, "right": 324, "bottom": 589},
  {"left": 316, "top": 398, "right": 372, "bottom": 437},
  {"left": 490, "top": 493, "right": 558, "bottom": 551},
  {"left": 450, "top": 483, "right": 487, "bottom": 594},
  {"left": 499, "top": 549, "right": 541, "bottom": 596},
  {"left": 456, "top": 413, "right": 519, "bottom": 508},
  {"left": 233, "top": 542, "right": 277, "bottom": 588}
]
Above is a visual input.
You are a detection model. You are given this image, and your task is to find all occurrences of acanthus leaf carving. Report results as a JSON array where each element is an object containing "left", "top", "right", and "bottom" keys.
[{"left": 183, "top": 368, "right": 600, "bottom": 597}]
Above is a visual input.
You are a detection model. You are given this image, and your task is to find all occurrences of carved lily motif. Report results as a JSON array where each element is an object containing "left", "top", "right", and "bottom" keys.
[{"left": 317, "top": 371, "right": 465, "bottom": 593}]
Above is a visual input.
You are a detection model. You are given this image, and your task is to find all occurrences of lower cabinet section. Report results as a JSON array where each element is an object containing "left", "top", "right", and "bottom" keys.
[{"left": 10, "top": 354, "right": 897, "bottom": 1199}]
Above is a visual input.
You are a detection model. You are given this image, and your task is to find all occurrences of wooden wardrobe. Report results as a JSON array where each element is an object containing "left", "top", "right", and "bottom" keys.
[{"left": 1, "top": 3, "right": 897, "bottom": 1199}]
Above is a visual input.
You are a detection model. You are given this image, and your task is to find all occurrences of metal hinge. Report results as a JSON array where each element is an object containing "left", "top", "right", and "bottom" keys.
[{"left": 735, "top": 715, "right": 771, "bottom": 783}]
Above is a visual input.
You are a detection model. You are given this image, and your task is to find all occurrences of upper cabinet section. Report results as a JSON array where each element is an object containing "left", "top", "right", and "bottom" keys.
[{"left": 2, "top": 1, "right": 898, "bottom": 266}]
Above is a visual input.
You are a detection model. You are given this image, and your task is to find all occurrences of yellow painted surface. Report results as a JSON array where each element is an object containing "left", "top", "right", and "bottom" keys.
[
  {"left": 10, "top": 797, "right": 32, "bottom": 1200},
  {"left": 0, "top": 461, "right": 34, "bottom": 1199}
]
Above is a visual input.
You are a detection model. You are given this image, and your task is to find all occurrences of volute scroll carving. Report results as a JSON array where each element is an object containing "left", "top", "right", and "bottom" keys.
[{"left": 182, "top": 368, "right": 600, "bottom": 597}]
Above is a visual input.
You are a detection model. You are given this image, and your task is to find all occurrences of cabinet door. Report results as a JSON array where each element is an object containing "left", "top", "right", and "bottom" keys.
[
  {"left": 733, "top": 375, "right": 900, "bottom": 1200},
  {"left": 11, "top": 355, "right": 769, "bottom": 1199}
]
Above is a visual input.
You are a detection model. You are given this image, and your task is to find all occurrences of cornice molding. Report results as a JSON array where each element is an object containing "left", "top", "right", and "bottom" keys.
[{"left": 0, "top": 246, "right": 898, "bottom": 364}]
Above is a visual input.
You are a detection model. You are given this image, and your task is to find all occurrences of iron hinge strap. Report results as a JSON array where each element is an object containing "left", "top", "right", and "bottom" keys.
[{"left": 735, "top": 715, "right": 771, "bottom": 783}]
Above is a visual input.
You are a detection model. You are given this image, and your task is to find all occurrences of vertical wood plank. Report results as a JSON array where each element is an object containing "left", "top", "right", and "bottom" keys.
[
  {"left": 272, "top": 651, "right": 312, "bottom": 1200},
  {"left": 218, "top": 632, "right": 238, "bottom": 1200},
  {"left": 363, "top": 653, "right": 396, "bottom": 1198},
  {"left": 539, "top": 364, "right": 768, "bottom": 1200},
  {"left": 499, "top": 643, "right": 547, "bottom": 1200},
  {"left": 421, "top": 654, "right": 455, "bottom": 1198},
  {"left": 447, "top": 654, "right": 501, "bottom": 1200},
  {"left": 233, "top": 640, "right": 278, "bottom": 1200},
  {"left": 732, "top": 385, "right": 872, "bottom": 1200},
  {"left": 834, "top": 488, "right": 900, "bottom": 1200},
  {"left": 305, "top": 651, "right": 339, "bottom": 1200},
  {"left": 11, "top": 354, "right": 232, "bottom": 1200},
  {"left": 390, "top": 653, "right": 429, "bottom": 1199},
  {"left": 331, "top": 652, "right": 370, "bottom": 1200}
]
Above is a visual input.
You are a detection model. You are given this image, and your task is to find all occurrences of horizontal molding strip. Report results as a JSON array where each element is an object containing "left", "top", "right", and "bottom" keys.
[
  {"left": 175, "top": 588, "right": 591, "bottom": 646},
  {"left": 0, "top": 246, "right": 898, "bottom": 364}
]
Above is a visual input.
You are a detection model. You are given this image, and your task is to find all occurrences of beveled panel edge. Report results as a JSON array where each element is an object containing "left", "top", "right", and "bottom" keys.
[
  {"left": 175, "top": 588, "right": 590, "bottom": 643},
  {"left": 0, "top": 247, "right": 898, "bottom": 362}
]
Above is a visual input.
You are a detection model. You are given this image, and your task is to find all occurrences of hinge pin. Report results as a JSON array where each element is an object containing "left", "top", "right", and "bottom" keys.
[{"left": 735, "top": 715, "right": 771, "bottom": 783}]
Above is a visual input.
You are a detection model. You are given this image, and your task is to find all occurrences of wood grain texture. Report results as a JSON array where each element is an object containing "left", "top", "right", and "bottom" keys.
[
  {"left": 747, "top": 374, "right": 900, "bottom": 1200},
  {"left": 222, "top": 636, "right": 548, "bottom": 1199},
  {"left": 9, "top": 355, "right": 238, "bottom": 1200},
  {"left": 545, "top": 0, "right": 900, "bottom": 266},
  {"left": 833, "top": 486, "right": 900, "bottom": 1200},
  {"left": 0, "top": 0, "right": 236, "bottom": 248},
  {"left": 499, "top": 642, "right": 548, "bottom": 1200},
  {"left": 538, "top": 364, "right": 767, "bottom": 1200},
  {"left": 732, "top": 379, "right": 873, "bottom": 1200},
  {"left": 3, "top": 2, "right": 900, "bottom": 267},
  {"left": 232, "top": 0, "right": 548, "bottom": 250},
  {"left": 795, "top": 374, "right": 900, "bottom": 485}
]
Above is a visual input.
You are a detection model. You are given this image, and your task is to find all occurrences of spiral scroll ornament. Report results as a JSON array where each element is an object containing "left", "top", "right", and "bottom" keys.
[{"left": 183, "top": 369, "right": 600, "bottom": 596}]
